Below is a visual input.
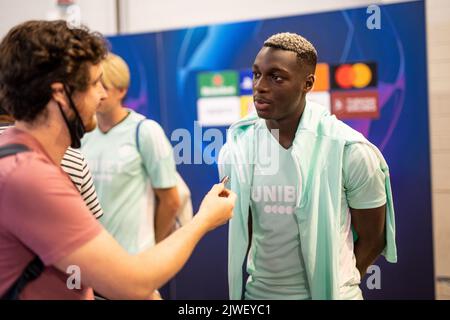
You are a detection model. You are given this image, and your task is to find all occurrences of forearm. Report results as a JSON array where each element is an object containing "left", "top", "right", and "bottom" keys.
[
  {"left": 56, "top": 183, "right": 234, "bottom": 300},
  {"left": 354, "top": 236, "right": 386, "bottom": 278},
  {"left": 85, "top": 219, "right": 208, "bottom": 300},
  {"left": 154, "top": 200, "right": 178, "bottom": 243},
  {"left": 350, "top": 204, "right": 387, "bottom": 278}
]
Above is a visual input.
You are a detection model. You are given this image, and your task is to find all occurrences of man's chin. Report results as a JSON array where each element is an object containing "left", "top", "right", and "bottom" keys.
[
  {"left": 256, "top": 109, "right": 272, "bottom": 119},
  {"left": 84, "top": 118, "right": 97, "bottom": 132}
]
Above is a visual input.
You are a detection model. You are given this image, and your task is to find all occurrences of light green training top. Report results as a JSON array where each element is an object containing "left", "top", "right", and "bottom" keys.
[
  {"left": 245, "top": 119, "right": 310, "bottom": 300},
  {"left": 81, "top": 110, "right": 177, "bottom": 254}
]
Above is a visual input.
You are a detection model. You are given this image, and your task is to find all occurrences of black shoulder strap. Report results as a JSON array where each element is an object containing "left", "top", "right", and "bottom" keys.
[
  {"left": 0, "top": 144, "right": 45, "bottom": 300},
  {"left": 1, "top": 257, "right": 44, "bottom": 300},
  {"left": 135, "top": 119, "right": 146, "bottom": 154},
  {"left": 0, "top": 144, "right": 30, "bottom": 158}
]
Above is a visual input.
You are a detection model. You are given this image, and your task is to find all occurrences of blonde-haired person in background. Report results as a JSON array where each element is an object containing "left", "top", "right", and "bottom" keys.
[{"left": 82, "top": 53, "right": 180, "bottom": 259}]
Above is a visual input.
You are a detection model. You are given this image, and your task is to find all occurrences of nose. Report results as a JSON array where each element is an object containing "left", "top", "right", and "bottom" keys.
[
  {"left": 99, "top": 83, "right": 108, "bottom": 100},
  {"left": 253, "top": 75, "right": 269, "bottom": 93}
]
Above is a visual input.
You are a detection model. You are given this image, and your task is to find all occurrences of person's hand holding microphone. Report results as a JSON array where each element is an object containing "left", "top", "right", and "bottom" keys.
[{"left": 194, "top": 176, "right": 235, "bottom": 232}]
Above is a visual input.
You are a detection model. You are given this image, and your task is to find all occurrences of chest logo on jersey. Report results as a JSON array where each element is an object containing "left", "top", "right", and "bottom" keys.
[{"left": 251, "top": 185, "right": 296, "bottom": 215}]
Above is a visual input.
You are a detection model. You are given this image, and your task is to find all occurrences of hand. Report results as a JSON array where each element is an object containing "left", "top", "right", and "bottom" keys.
[
  {"left": 150, "top": 290, "right": 163, "bottom": 300},
  {"left": 196, "top": 183, "right": 236, "bottom": 231}
]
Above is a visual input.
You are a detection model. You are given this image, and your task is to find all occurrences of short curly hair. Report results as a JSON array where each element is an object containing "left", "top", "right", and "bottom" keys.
[
  {"left": 0, "top": 20, "right": 108, "bottom": 122},
  {"left": 264, "top": 32, "right": 317, "bottom": 69}
]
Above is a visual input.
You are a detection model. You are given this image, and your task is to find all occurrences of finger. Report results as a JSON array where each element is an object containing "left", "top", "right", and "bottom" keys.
[
  {"left": 209, "top": 183, "right": 225, "bottom": 195},
  {"left": 219, "top": 188, "right": 231, "bottom": 197},
  {"left": 227, "top": 191, "right": 237, "bottom": 204}
]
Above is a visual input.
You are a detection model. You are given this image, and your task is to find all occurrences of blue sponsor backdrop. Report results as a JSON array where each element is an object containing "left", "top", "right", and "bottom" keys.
[{"left": 107, "top": 0, "right": 433, "bottom": 299}]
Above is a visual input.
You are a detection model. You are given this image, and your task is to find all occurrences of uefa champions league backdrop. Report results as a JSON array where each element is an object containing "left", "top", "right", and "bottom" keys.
[{"left": 107, "top": 0, "right": 433, "bottom": 299}]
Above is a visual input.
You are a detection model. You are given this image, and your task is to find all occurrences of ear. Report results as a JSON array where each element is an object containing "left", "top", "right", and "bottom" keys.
[
  {"left": 117, "top": 87, "right": 128, "bottom": 101},
  {"left": 304, "top": 74, "right": 315, "bottom": 93},
  {"left": 50, "top": 82, "right": 69, "bottom": 108}
]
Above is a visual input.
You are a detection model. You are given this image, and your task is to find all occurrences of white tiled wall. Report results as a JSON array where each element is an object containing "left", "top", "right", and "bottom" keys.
[
  {"left": 0, "top": 0, "right": 117, "bottom": 38},
  {"left": 426, "top": 0, "right": 450, "bottom": 300}
]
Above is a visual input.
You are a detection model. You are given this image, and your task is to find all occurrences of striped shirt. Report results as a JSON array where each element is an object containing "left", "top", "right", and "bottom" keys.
[{"left": 0, "top": 124, "right": 103, "bottom": 218}]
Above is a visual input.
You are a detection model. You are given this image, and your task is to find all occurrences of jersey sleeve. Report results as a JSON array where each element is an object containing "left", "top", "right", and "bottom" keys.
[
  {"left": 343, "top": 142, "right": 387, "bottom": 210},
  {"left": 138, "top": 120, "right": 177, "bottom": 189}
]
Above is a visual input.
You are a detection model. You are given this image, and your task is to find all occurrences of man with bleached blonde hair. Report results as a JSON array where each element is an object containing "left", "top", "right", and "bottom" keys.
[{"left": 220, "top": 32, "right": 397, "bottom": 300}]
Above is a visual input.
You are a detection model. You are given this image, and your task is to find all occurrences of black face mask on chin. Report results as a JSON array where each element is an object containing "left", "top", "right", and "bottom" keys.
[{"left": 57, "top": 85, "right": 86, "bottom": 149}]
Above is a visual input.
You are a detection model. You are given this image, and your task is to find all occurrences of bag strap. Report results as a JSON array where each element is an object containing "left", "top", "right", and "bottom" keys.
[
  {"left": 0, "top": 144, "right": 45, "bottom": 300},
  {"left": 1, "top": 256, "right": 44, "bottom": 300},
  {"left": 135, "top": 119, "right": 146, "bottom": 154},
  {"left": 0, "top": 144, "right": 30, "bottom": 158}
]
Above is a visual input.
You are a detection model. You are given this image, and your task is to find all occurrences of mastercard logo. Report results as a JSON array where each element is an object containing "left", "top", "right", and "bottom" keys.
[{"left": 331, "top": 62, "right": 377, "bottom": 90}]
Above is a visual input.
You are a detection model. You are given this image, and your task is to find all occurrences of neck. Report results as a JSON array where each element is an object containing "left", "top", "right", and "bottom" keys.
[
  {"left": 15, "top": 103, "right": 71, "bottom": 165},
  {"left": 96, "top": 105, "right": 128, "bottom": 133},
  {"left": 265, "top": 98, "right": 306, "bottom": 148}
]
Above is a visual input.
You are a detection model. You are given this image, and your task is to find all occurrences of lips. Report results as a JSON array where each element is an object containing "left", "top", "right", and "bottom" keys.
[{"left": 254, "top": 96, "right": 272, "bottom": 110}]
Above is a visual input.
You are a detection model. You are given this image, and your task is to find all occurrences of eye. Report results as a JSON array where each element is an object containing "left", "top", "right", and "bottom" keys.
[
  {"left": 252, "top": 71, "right": 261, "bottom": 80},
  {"left": 100, "top": 80, "right": 108, "bottom": 90},
  {"left": 92, "top": 78, "right": 101, "bottom": 86},
  {"left": 272, "top": 74, "right": 283, "bottom": 82},
  {"left": 97, "top": 81, "right": 106, "bottom": 90}
]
